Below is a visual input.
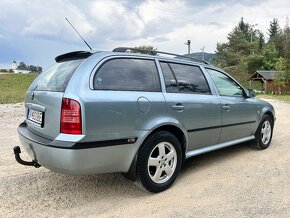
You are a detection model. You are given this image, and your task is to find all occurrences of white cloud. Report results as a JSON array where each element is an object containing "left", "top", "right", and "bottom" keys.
[
  {"left": 88, "top": 1, "right": 144, "bottom": 41},
  {"left": 0, "top": 0, "right": 94, "bottom": 42}
]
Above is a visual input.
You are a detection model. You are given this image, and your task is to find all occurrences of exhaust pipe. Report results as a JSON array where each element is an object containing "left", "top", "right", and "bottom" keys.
[{"left": 13, "top": 146, "right": 41, "bottom": 168}]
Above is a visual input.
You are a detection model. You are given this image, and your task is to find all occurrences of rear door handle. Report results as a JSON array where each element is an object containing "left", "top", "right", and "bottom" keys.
[
  {"left": 222, "top": 104, "right": 231, "bottom": 110},
  {"left": 172, "top": 103, "right": 184, "bottom": 111}
]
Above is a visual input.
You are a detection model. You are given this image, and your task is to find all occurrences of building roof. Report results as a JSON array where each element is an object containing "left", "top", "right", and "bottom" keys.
[{"left": 249, "top": 70, "right": 278, "bottom": 80}]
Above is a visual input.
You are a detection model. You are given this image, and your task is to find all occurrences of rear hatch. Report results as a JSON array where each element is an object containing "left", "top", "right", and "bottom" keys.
[{"left": 25, "top": 58, "right": 84, "bottom": 140}]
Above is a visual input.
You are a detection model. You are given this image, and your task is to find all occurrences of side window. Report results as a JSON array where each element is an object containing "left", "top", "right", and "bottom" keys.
[
  {"left": 166, "top": 63, "right": 210, "bottom": 94},
  {"left": 206, "top": 68, "right": 244, "bottom": 97},
  {"left": 160, "top": 62, "right": 179, "bottom": 93},
  {"left": 93, "top": 58, "right": 161, "bottom": 92}
]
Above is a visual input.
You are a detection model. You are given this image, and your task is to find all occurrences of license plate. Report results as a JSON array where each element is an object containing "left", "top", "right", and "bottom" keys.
[{"left": 27, "top": 109, "right": 43, "bottom": 126}]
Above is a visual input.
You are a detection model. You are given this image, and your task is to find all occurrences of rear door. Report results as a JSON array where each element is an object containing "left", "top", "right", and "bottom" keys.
[
  {"left": 84, "top": 57, "right": 166, "bottom": 142},
  {"left": 159, "top": 61, "right": 222, "bottom": 150},
  {"left": 25, "top": 59, "right": 83, "bottom": 140},
  {"left": 206, "top": 68, "right": 258, "bottom": 143}
]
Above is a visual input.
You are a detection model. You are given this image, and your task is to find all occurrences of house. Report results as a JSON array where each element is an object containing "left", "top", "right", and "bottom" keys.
[
  {"left": 11, "top": 60, "right": 30, "bottom": 74},
  {"left": 249, "top": 70, "right": 290, "bottom": 93}
]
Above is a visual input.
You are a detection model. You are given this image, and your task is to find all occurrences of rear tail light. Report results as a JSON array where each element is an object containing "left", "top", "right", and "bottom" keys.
[{"left": 60, "top": 98, "right": 82, "bottom": 134}]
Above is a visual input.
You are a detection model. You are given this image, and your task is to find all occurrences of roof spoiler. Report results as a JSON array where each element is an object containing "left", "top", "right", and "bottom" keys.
[
  {"left": 112, "top": 47, "right": 209, "bottom": 64},
  {"left": 55, "top": 51, "right": 94, "bottom": 63}
]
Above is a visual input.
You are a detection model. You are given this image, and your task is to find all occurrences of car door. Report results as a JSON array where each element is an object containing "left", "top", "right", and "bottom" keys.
[
  {"left": 159, "top": 61, "right": 222, "bottom": 150},
  {"left": 85, "top": 57, "right": 166, "bottom": 142},
  {"left": 206, "top": 68, "right": 258, "bottom": 143}
]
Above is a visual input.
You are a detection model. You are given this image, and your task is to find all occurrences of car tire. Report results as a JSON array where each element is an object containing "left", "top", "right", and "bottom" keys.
[
  {"left": 136, "top": 131, "right": 182, "bottom": 193},
  {"left": 251, "top": 114, "right": 274, "bottom": 150}
]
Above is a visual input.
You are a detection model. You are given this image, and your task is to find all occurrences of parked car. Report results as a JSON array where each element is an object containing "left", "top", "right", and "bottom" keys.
[{"left": 14, "top": 48, "right": 275, "bottom": 193}]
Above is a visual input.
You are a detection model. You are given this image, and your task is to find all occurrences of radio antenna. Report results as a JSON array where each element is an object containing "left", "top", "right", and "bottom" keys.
[{"left": 65, "top": 17, "right": 92, "bottom": 50}]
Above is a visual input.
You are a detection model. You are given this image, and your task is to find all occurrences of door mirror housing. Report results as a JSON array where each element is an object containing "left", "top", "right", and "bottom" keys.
[{"left": 246, "top": 89, "right": 256, "bottom": 98}]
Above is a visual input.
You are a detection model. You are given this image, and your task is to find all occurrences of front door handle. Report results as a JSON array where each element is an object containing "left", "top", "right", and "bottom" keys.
[
  {"left": 222, "top": 104, "right": 231, "bottom": 110},
  {"left": 172, "top": 103, "right": 184, "bottom": 111}
]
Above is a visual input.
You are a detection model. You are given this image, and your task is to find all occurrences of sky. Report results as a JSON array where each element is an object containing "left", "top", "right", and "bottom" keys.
[{"left": 0, "top": 0, "right": 290, "bottom": 69}]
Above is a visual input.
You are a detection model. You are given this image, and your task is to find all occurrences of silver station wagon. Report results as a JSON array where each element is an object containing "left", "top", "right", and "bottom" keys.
[{"left": 14, "top": 47, "right": 275, "bottom": 192}]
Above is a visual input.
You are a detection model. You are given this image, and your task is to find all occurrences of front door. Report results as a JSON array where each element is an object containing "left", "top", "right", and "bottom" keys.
[{"left": 206, "top": 68, "right": 258, "bottom": 143}]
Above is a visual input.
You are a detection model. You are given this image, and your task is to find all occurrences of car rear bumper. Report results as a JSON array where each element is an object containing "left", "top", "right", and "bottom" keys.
[{"left": 17, "top": 122, "right": 139, "bottom": 175}]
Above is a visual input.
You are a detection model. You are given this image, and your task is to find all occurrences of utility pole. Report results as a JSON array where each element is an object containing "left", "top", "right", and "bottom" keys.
[
  {"left": 185, "top": 40, "right": 191, "bottom": 56},
  {"left": 200, "top": 46, "right": 205, "bottom": 61}
]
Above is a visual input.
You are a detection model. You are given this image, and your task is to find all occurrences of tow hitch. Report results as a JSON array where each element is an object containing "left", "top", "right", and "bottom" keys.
[{"left": 13, "top": 146, "right": 41, "bottom": 168}]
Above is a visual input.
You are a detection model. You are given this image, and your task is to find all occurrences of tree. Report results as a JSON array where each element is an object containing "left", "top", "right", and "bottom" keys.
[
  {"left": 274, "top": 57, "right": 287, "bottom": 93},
  {"left": 215, "top": 17, "right": 290, "bottom": 90},
  {"left": 268, "top": 18, "right": 284, "bottom": 56},
  {"left": 37, "top": 66, "right": 42, "bottom": 72},
  {"left": 215, "top": 18, "right": 262, "bottom": 80},
  {"left": 268, "top": 18, "right": 282, "bottom": 39},
  {"left": 19, "top": 62, "right": 26, "bottom": 67},
  {"left": 29, "top": 65, "right": 36, "bottom": 72},
  {"left": 262, "top": 42, "right": 279, "bottom": 70},
  {"left": 133, "top": 45, "right": 158, "bottom": 55},
  {"left": 258, "top": 32, "right": 265, "bottom": 50},
  {"left": 281, "top": 18, "right": 290, "bottom": 84},
  {"left": 238, "top": 17, "right": 251, "bottom": 41}
]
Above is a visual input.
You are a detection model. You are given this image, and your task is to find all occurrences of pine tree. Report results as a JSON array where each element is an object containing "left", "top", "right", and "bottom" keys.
[
  {"left": 268, "top": 18, "right": 284, "bottom": 57},
  {"left": 238, "top": 17, "right": 251, "bottom": 41},
  {"left": 258, "top": 32, "right": 265, "bottom": 50},
  {"left": 268, "top": 18, "right": 282, "bottom": 39}
]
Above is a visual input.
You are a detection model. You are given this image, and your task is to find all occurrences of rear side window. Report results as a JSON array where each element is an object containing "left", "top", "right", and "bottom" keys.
[
  {"left": 93, "top": 58, "right": 161, "bottom": 92},
  {"left": 160, "top": 62, "right": 179, "bottom": 93},
  {"left": 33, "top": 59, "right": 83, "bottom": 92},
  {"left": 161, "top": 62, "right": 210, "bottom": 94}
]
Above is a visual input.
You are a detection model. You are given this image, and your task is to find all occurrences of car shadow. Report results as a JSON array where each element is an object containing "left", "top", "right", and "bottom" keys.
[{"left": 179, "top": 142, "right": 255, "bottom": 178}]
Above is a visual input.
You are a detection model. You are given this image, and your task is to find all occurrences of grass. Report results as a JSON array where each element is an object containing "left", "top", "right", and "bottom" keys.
[
  {"left": 257, "top": 93, "right": 290, "bottom": 103},
  {"left": 0, "top": 74, "right": 38, "bottom": 104}
]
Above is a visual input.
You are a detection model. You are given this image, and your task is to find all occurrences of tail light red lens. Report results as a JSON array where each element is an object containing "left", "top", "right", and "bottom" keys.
[{"left": 60, "top": 98, "right": 82, "bottom": 134}]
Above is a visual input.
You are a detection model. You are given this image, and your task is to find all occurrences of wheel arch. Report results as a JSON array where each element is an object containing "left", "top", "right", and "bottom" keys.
[
  {"left": 260, "top": 108, "right": 275, "bottom": 127},
  {"left": 126, "top": 123, "right": 188, "bottom": 181},
  {"left": 264, "top": 111, "right": 275, "bottom": 123}
]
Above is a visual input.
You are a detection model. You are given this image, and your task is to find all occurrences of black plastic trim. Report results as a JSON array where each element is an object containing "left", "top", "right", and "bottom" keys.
[
  {"left": 55, "top": 51, "right": 93, "bottom": 63},
  {"left": 188, "top": 121, "right": 256, "bottom": 133},
  {"left": 18, "top": 122, "right": 137, "bottom": 150},
  {"left": 71, "top": 138, "right": 137, "bottom": 150}
]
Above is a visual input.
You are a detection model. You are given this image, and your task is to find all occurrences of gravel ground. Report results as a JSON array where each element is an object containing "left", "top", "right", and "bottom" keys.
[{"left": 0, "top": 99, "right": 289, "bottom": 217}]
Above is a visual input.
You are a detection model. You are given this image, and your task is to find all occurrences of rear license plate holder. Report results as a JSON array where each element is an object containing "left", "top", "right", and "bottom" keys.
[{"left": 27, "top": 109, "right": 44, "bottom": 127}]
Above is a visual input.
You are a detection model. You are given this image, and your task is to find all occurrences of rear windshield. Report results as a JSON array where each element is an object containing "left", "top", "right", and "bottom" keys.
[{"left": 31, "top": 59, "right": 83, "bottom": 92}]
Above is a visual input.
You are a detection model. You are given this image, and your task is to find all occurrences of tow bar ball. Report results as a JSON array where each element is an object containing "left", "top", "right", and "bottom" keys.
[{"left": 13, "top": 146, "right": 41, "bottom": 168}]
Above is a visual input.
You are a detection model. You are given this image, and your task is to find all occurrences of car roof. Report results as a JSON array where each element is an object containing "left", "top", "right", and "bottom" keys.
[{"left": 55, "top": 50, "right": 213, "bottom": 67}]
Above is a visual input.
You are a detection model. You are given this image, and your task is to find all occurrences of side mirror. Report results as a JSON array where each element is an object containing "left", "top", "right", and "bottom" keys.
[{"left": 246, "top": 89, "right": 256, "bottom": 98}]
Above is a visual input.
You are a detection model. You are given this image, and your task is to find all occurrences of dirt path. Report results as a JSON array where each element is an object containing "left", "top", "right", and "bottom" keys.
[{"left": 0, "top": 99, "right": 289, "bottom": 217}]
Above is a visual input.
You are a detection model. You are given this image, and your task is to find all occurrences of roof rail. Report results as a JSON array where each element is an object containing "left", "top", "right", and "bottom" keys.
[{"left": 112, "top": 47, "right": 209, "bottom": 64}]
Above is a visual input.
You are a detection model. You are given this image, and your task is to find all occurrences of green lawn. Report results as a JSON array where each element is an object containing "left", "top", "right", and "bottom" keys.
[
  {"left": 0, "top": 74, "right": 38, "bottom": 104},
  {"left": 257, "top": 93, "right": 290, "bottom": 103}
]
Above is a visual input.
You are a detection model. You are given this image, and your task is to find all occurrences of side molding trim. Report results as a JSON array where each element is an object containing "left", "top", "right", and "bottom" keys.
[{"left": 185, "top": 135, "right": 255, "bottom": 159}]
